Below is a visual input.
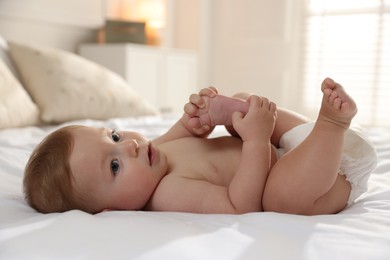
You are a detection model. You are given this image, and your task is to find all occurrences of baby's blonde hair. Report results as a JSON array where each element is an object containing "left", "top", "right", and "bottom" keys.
[{"left": 24, "top": 125, "right": 83, "bottom": 213}]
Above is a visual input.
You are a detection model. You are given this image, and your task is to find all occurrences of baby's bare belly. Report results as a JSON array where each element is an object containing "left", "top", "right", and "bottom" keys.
[{"left": 160, "top": 136, "right": 276, "bottom": 186}]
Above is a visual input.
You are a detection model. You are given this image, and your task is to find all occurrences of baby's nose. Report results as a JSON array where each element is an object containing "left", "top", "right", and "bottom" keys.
[{"left": 125, "top": 139, "right": 139, "bottom": 156}]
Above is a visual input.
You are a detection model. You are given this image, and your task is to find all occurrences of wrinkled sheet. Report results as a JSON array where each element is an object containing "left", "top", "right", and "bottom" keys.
[{"left": 1, "top": 115, "right": 389, "bottom": 260}]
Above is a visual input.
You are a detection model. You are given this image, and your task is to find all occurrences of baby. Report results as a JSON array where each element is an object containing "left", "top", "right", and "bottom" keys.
[{"left": 24, "top": 78, "right": 377, "bottom": 215}]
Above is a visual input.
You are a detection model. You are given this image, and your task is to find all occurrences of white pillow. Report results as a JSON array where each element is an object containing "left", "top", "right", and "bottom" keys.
[
  {"left": 0, "top": 34, "right": 20, "bottom": 80},
  {"left": 8, "top": 42, "right": 158, "bottom": 123},
  {"left": 0, "top": 58, "right": 40, "bottom": 129}
]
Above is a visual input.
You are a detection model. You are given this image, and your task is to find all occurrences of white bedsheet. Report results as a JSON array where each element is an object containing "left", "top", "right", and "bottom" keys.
[{"left": 1, "top": 115, "right": 389, "bottom": 260}]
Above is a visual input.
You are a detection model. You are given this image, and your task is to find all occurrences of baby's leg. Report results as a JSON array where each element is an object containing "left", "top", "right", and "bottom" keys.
[{"left": 262, "top": 78, "right": 357, "bottom": 215}]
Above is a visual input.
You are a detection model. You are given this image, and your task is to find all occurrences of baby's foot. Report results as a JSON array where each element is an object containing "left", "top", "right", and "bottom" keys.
[
  {"left": 190, "top": 95, "right": 249, "bottom": 128},
  {"left": 318, "top": 78, "right": 357, "bottom": 129}
]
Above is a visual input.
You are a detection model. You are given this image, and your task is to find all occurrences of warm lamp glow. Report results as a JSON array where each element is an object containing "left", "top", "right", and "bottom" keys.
[
  {"left": 136, "top": 0, "right": 165, "bottom": 45},
  {"left": 137, "top": 0, "right": 165, "bottom": 28},
  {"left": 106, "top": 0, "right": 165, "bottom": 46}
]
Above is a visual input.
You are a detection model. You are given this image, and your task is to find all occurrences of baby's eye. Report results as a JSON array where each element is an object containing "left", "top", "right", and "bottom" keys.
[
  {"left": 111, "top": 159, "right": 120, "bottom": 176},
  {"left": 111, "top": 130, "right": 120, "bottom": 142}
]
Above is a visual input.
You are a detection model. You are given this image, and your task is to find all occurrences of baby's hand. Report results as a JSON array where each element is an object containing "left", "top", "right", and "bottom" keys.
[
  {"left": 184, "top": 87, "right": 218, "bottom": 128},
  {"left": 232, "top": 95, "right": 277, "bottom": 143},
  {"left": 183, "top": 87, "right": 218, "bottom": 135}
]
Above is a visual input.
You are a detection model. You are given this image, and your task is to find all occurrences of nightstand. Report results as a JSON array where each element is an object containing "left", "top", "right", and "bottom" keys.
[{"left": 79, "top": 43, "right": 198, "bottom": 113}]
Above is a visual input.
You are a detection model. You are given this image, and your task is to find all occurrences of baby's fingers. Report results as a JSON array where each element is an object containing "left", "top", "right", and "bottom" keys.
[
  {"left": 189, "top": 122, "right": 210, "bottom": 135},
  {"left": 184, "top": 102, "right": 200, "bottom": 116},
  {"left": 188, "top": 93, "right": 206, "bottom": 109},
  {"left": 270, "top": 101, "right": 277, "bottom": 113},
  {"left": 199, "top": 86, "right": 218, "bottom": 98},
  {"left": 247, "top": 95, "right": 263, "bottom": 107},
  {"left": 232, "top": 111, "right": 244, "bottom": 125},
  {"left": 248, "top": 95, "right": 276, "bottom": 112}
]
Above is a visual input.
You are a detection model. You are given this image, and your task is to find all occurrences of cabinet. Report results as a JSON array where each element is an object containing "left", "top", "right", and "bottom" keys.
[{"left": 79, "top": 43, "right": 198, "bottom": 113}]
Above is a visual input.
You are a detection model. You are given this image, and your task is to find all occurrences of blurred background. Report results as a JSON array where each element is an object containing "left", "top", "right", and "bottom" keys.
[{"left": 0, "top": 0, "right": 389, "bottom": 126}]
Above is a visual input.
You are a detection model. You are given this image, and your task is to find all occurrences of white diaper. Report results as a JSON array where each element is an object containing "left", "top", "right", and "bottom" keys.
[{"left": 275, "top": 122, "right": 377, "bottom": 206}]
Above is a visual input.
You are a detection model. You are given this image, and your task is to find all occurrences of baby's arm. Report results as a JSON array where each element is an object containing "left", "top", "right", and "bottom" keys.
[{"left": 229, "top": 96, "right": 276, "bottom": 212}]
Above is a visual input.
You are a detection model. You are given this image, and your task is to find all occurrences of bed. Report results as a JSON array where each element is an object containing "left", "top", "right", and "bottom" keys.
[{"left": 1, "top": 38, "right": 390, "bottom": 260}]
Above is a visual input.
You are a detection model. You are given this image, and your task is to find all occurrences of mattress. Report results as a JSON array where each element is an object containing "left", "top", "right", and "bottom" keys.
[{"left": 1, "top": 115, "right": 389, "bottom": 260}]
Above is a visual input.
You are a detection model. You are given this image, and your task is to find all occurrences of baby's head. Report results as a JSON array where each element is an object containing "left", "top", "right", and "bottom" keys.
[
  {"left": 23, "top": 126, "right": 85, "bottom": 213},
  {"left": 24, "top": 125, "right": 167, "bottom": 214}
]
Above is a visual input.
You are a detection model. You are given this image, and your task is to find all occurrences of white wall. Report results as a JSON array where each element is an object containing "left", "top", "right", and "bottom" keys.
[
  {"left": 170, "top": 0, "right": 306, "bottom": 111},
  {"left": 0, "top": 0, "right": 104, "bottom": 52},
  {"left": 0, "top": 0, "right": 306, "bottom": 112}
]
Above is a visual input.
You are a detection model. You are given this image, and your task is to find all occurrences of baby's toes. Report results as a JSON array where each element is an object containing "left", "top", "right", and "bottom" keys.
[
  {"left": 323, "top": 88, "right": 332, "bottom": 97},
  {"left": 340, "top": 102, "right": 351, "bottom": 114},
  {"left": 321, "top": 77, "right": 336, "bottom": 92},
  {"left": 333, "top": 97, "right": 342, "bottom": 110},
  {"left": 327, "top": 90, "right": 338, "bottom": 104}
]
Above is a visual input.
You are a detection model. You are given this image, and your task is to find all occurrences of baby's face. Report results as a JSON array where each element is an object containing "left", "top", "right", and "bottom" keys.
[{"left": 69, "top": 126, "right": 168, "bottom": 211}]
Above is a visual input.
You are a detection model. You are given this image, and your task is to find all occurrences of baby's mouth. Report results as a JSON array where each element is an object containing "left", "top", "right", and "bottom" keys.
[{"left": 148, "top": 143, "right": 152, "bottom": 165}]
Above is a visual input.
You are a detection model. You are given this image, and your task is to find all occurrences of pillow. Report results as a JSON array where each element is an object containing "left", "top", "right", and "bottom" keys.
[
  {"left": 0, "top": 34, "right": 20, "bottom": 80},
  {"left": 0, "top": 58, "right": 40, "bottom": 129},
  {"left": 8, "top": 42, "right": 158, "bottom": 123}
]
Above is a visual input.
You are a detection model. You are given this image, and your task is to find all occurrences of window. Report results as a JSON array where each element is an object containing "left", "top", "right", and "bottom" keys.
[{"left": 302, "top": 0, "right": 390, "bottom": 126}]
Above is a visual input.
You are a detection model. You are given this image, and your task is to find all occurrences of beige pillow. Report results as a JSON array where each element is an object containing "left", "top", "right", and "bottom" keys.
[
  {"left": 8, "top": 42, "right": 158, "bottom": 123},
  {"left": 0, "top": 34, "right": 20, "bottom": 80},
  {"left": 0, "top": 58, "right": 40, "bottom": 129}
]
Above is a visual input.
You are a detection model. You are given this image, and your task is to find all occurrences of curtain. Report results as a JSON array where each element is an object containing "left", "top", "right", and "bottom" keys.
[{"left": 302, "top": 0, "right": 390, "bottom": 126}]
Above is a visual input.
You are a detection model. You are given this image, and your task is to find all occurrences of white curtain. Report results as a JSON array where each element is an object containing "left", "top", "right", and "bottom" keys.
[{"left": 301, "top": 0, "right": 390, "bottom": 126}]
